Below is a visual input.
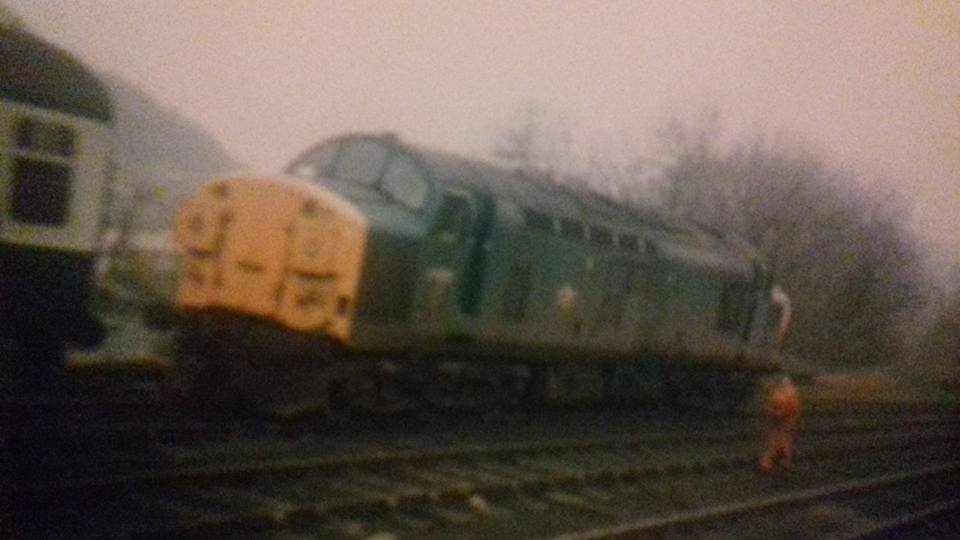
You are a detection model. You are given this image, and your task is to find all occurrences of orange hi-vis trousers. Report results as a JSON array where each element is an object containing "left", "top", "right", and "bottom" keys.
[{"left": 760, "top": 416, "right": 798, "bottom": 473}]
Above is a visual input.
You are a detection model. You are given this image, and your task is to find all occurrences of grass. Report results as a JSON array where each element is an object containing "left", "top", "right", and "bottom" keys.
[{"left": 805, "top": 361, "right": 960, "bottom": 405}]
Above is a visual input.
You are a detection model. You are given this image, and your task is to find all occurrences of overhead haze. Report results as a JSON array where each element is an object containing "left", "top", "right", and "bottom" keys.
[{"left": 6, "top": 0, "right": 959, "bottom": 275}]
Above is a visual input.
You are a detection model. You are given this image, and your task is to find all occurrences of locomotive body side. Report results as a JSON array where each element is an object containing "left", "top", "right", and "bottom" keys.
[
  {"left": 0, "top": 26, "right": 113, "bottom": 371},
  {"left": 173, "top": 133, "right": 788, "bottom": 413}
]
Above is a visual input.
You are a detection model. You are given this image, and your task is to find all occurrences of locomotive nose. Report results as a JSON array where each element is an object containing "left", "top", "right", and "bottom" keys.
[{"left": 175, "top": 177, "right": 367, "bottom": 339}]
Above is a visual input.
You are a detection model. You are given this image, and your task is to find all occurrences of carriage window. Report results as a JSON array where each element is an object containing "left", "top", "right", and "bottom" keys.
[
  {"left": 560, "top": 218, "right": 584, "bottom": 240},
  {"left": 11, "top": 158, "right": 72, "bottom": 225},
  {"left": 9, "top": 117, "right": 75, "bottom": 226},
  {"left": 382, "top": 155, "right": 429, "bottom": 210},
  {"left": 434, "top": 194, "right": 472, "bottom": 236},
  {"left": 332, "top": 139, "right": 388, "bottom": 185},
  {"left": 523, "top": 209, "right": 553, "bottom": 233},
  {"left": 289, "top": 142, "right": 339, "bottom": 180},
  {"left": 590, "top": 225, "right": 613, "bottom": 246},
  {"left": 15, "top": 118, "right": 74, "bottom": 157}
]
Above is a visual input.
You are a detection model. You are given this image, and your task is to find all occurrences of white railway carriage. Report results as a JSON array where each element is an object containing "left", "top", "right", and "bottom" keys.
[{"left": 0, "top": 25, "right": 113, "bottom": 373}]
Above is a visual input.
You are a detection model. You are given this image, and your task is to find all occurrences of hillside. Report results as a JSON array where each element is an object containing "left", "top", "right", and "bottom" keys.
[{"left": 102, "top": 74, "right": 237, "bottom": 230}]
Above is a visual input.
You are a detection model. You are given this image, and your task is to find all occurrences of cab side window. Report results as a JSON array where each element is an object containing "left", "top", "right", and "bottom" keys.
[
  {"left": 332, "top": 139, "right": 388, "bottom": 185},
  {"left": 381, "top": 155, "right": 429, "bottom": 210},
  {"left": 289, "top": 142, "right": 339, "bottom": 180},
  {"left": 434, "top": 193, "right": 473, "bottom": 237}
]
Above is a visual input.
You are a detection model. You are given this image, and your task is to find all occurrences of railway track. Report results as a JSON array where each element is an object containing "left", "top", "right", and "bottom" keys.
[
  {"left": 4, "top": 366, "right": 958, "bottom": 538},
  {"left": 13, "top": 406, "right": 958, "bottom": 538},
  {"left": 556, "top": 462, "right": 960, "bottom": 540},
  {"left": 11, "top": 389, "right": 958, "bottom": 483}
]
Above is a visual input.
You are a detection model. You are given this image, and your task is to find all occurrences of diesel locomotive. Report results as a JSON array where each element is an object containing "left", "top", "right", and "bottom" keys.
[
  {"left": 173, "top": 132, "right": 791, "bottom": 415},
  {"left": 1, "top": 25, "right": 112, "bottom": 374}
]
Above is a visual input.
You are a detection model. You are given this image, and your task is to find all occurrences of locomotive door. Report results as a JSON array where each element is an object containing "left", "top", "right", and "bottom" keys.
[
  {"left": 458, "top": 193, "right": 494, "bottom": 316},
  {"left": 422, "top": 190, "right": 478, "bottom": 333}
]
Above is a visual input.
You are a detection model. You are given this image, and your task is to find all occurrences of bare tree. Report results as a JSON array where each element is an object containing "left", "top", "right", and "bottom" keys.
[
  {"left": 490, "top": 105, "right": 928, "bottom": 368},
  {"left": 491, "top": 103, "right": 575, "bottom": 179},
  {"left": 580, "top": 132, "right": 652, "bottom": 203},
  {"left": 920, "top": 271, "right": 960, "bottom": 366},
  {"left": 652, "top": 105, "right": 724, "bottom": 222},
  {"left": 654, "top": 115, "right": 926, "bottom": 367},
  {"left": 491, "top": 104, "right": 654, "bottom": 204}
]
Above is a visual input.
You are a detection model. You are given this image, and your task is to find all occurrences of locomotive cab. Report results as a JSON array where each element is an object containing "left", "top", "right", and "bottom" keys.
[
  {"left": 283, "top": 133, "right": 497, "bottom": 346},
  {"left": 176, "top": 133, "right": 467, "bottom": 347},
  {"left": 173, "top": 133, "right": 495, "bottom": 410}
]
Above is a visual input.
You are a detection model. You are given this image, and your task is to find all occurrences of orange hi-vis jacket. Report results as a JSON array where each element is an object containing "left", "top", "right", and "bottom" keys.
[{"left": 767, "top": 382, "right": 800, "bottom": 419}]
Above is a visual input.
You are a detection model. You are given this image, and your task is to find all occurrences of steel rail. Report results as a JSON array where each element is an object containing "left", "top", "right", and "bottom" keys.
[
  {"left": 839, "top": 498, "right": 960, "bottom": 540},
  {"left": 100, "top": 431, "right": 960, "bottom": 537},
  {"left": 551, "top": 462, "right": 960, "bottom": 540},
  {"left": 31, "top": 418, "right": 959, "bottom": 493},
  {"left": 37, "top": 409, "right": 959, "bottom": 439}
]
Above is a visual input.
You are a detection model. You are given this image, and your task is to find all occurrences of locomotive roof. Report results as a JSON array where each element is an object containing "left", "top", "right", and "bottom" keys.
[
  {"left": 399, "top": 138, "right": 678, "bottom": 231},
  {"left": 296, "top": 133, "right": 762, "bottom": 275},
  {"left": 395, "top": 137, "right": 761, "bottom": 273},
  {"left": 0, "top": 27, "right": 112, "bottom": 122}
]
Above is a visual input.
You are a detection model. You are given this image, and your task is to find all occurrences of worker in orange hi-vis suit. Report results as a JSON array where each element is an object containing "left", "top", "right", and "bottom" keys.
[{"left": 759, "top": 375, "right": 801, "bottom": 474}]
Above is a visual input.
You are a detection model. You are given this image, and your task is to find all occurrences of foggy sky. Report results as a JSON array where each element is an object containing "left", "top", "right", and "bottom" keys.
[{"left": 9, "top": 1, "right": 960, "bottom": 274}]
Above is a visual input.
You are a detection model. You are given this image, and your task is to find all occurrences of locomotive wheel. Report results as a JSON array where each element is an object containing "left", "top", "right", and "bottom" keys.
[
  {"left": 423, "top": 372, "right": 519, "bottom": 411},
  {"left": 344, "top": 368, "right": 416, "bottom": 414}
]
